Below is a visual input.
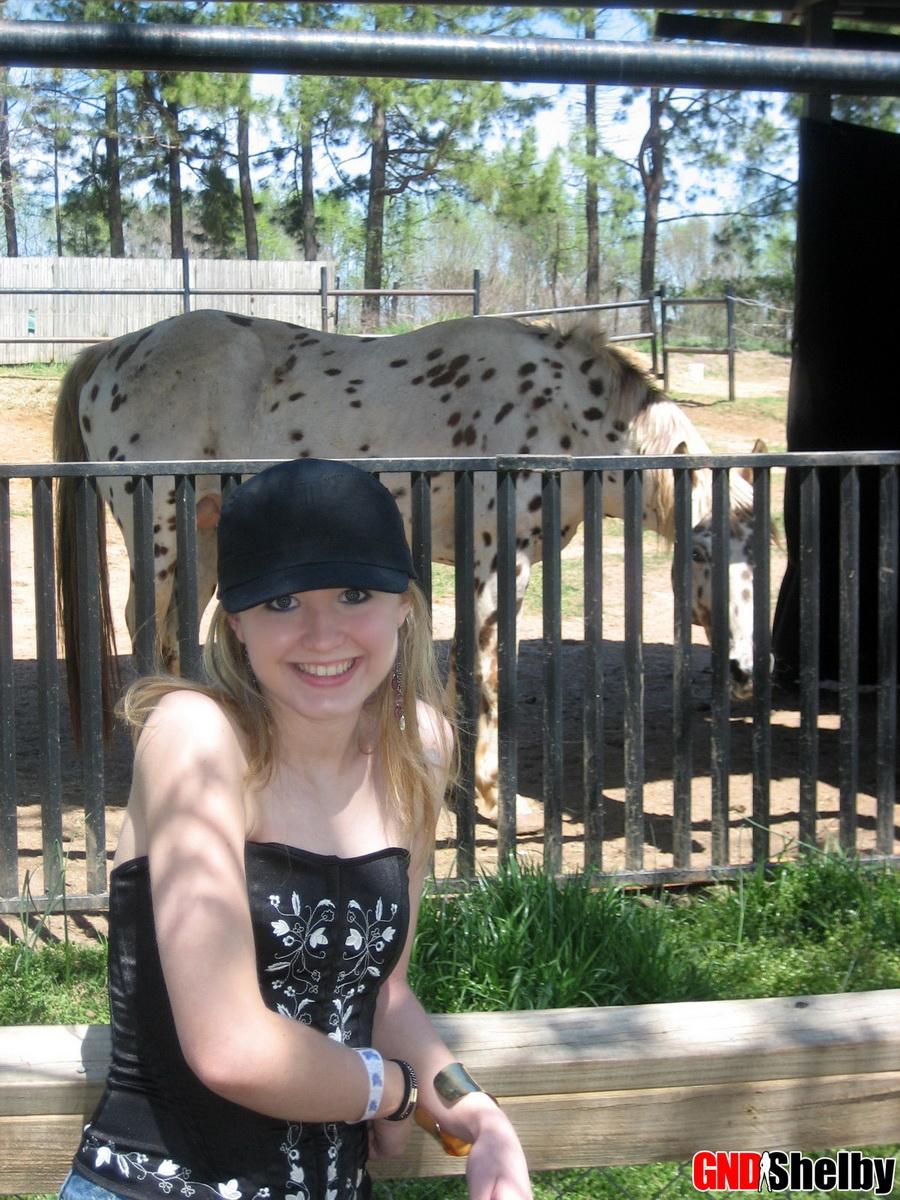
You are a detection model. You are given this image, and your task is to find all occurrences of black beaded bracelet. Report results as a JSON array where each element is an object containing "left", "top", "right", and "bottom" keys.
[{"left": 385, "top": 1059, "right": 418, "bottom": 1122}]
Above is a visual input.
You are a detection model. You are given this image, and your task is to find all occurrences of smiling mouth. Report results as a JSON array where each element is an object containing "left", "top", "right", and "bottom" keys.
[{"left": 293, "top": 659, "right": 357, "bottom": 678}]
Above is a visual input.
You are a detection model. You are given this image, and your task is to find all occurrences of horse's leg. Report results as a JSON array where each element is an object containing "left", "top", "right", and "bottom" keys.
[{"left": 472, "top": 551, "right": 532, "bottom": 817}]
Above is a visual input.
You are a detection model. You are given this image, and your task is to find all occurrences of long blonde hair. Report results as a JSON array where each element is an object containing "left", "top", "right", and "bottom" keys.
[{"left": 117, "top": 581, "right": 455, "bottom": 867}]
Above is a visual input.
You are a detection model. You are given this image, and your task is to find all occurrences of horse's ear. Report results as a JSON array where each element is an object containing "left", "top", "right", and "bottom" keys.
[
  {"left": 738, "top": 439, "right": 768, "bottom": 484},
  {"left": 673, "top": 441, "right": 698, "bottom": 488}
]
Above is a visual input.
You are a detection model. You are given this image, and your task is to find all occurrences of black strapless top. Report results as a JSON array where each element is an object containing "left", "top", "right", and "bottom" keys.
[{"left": 72, "top": 842, "right": 411, "bottom": 1200}]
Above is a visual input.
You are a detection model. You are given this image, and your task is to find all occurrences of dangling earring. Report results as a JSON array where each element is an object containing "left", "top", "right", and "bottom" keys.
[{"left": 392, "top": 663, "right": 406, "bottom": 731}]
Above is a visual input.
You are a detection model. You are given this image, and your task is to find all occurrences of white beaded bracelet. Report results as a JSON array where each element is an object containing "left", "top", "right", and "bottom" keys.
[{"left": 352, "top": 1047, "right": 385, "bottom": 1123}]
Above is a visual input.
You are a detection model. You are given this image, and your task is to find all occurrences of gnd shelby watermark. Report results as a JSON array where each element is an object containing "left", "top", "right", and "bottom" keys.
[{"left": 692, "top": 1150, "right": 897, "bottom": 1194}]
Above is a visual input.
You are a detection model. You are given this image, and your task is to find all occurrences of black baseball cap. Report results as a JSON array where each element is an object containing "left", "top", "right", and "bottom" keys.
[{"left": 216, "top": 459, "right": 417, "bottom": 613}]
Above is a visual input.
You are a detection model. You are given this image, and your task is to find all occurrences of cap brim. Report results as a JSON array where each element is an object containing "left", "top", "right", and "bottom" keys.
[{"left": 218, "top": 561, "right": 413, "bottom": 613}]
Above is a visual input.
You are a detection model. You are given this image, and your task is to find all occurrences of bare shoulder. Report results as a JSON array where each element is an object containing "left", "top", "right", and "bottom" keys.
[
  {"left": 415, "top": 699, "right": 454, "bottom": 770},
  {"left": 134, "top": 688, "right": 248, "bottom": 783}
]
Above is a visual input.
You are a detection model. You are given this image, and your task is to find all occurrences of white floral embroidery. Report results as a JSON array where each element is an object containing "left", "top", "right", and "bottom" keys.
[{"left": 78, "top": 1131, "right": 268, "bottom": 1200}]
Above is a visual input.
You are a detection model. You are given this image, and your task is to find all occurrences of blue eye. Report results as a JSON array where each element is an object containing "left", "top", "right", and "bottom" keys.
[
  {"left": 342, "top": 588, "right": 371, "bottom": 604},
  {"left": 266, "top": 595, "right": 297, "bottom": 612}
]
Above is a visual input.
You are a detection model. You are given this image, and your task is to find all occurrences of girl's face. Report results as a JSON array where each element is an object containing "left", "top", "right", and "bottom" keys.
[{"left": 228, "top": 587, "right": 411, "bottom": 726}]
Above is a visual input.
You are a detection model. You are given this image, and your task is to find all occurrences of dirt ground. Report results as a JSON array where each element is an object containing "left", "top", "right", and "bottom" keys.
[{"left": 1, "top": 351, "right": 896, "bottom": 942}]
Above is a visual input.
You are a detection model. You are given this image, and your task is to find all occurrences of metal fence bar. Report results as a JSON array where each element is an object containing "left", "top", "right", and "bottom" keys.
[
  {"left": 31, "top": 476, "right": 62, "bottom": 895},
  {"left": 131, "top": 475, "right": 157, "bottom": 676},
  {"left": 174, "top": 475, "right": 201, "bottom": 680},
  {"left": 410, "top": 471, "right": 433, "bottom": 613},
  {"left": 839, "top": 465, "right": 860, "bottom": 853},
  {"left": 7, "top": 20, "right": 899, "bottom": 93},
  {"left": 541, "top": 470, "right": 563, "bottom": 876},
  {"left": 495, "top": 467, "right": 518, "bottom": 864},
  {"left": 672, "top": 466, "right": 693, "bottom": 868},
  {"left": 453, "top": 469, "right": 477, "bottom": 879},
  {"left": 623, "top": 468, "right": 644, "bottom": 871},
  {"left": 582, "top": 470, "right": 604, "bottom": 871},
  {"left": 798, "top": 466, "right": 820, "bottom": 848},
  {"left": 0, "top": 479, "right": 16, "bottom": 898},
  {"left": 709, "top": 467, "right": 731, "bottom": 867},
  {"left": 74, "top": 477, "right": 106, "bottom": 897},
  {"left": 751, "top": 466, "right": 772, "bottom": 865},
  {"left": 877, "top": 465, "right": 898, "bottom": 855}
]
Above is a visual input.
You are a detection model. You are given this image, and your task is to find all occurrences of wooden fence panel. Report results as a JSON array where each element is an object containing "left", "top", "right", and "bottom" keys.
[{"left": 0, "top": 258, "right": 331, "bottom": 364}]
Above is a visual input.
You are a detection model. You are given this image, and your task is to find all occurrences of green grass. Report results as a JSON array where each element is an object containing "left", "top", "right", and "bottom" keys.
[{"left": 0, "top": 361, "right": 67, "bottom": 380}]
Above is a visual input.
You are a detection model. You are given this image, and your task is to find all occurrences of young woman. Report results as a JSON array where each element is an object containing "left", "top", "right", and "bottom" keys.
[{"left": 60, "top": 458, "right": 532, "bottom": 1200}]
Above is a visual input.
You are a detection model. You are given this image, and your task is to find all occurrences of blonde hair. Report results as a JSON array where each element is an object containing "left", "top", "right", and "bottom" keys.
[{"left": 117, "top": 581, "right": 455, "bottom": 868}]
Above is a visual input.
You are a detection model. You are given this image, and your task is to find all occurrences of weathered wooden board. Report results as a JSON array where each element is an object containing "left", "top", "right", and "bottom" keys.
[{"left": 2, "top": 992, "right": 899, "bottom": 1192}]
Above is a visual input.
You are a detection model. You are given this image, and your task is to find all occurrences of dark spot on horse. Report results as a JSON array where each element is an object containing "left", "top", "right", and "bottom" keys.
[
  {"left": 614, "top": 420, "right": 627, "bottom": 433},
  {"left": 440, "top": 393, "right": 451, "bottom": 404},
  {"left": 321, "top": 349, "right": 335, "bottom": 357},
  {"left": 427, "top": 362, "right": 446, "bottom": 379},
  {"left": 518, "top": 363, "right": 537, "bottom": 377},
  {"left": 495, "top": 402, "right": 514, "bottom": 424},
  {"left": 527, "top": 426, "right": 538, "bottom": 438},
  {"left": 489, "top": 553, "right": 498, "bottom": 572},
  {"left": 606, "top": 432, "right": 619, "bottom": 442},
  {"left": 528, "top": 495, "right": 542, "bottom": 512},
  {"left": 390, "top": 358, "right": 408, "bottom": 368},
  {"left": 359, "top": 444, "right": 370, "bottom": 453},
  {"left": 481, "top": 367, "right": 496, "bottom": 381},
  {"left": 111, "top": 393, "right": 127, "bottom": 412},
  {"left": 463, "top": 425, "right": 477, "bottom": 446},
  {"left": 82, "top": 415, "right": 91, "bottom": 433},
  {"left": 448, "top": 412, "right": 462, "bottom": 427},
  {"left": 560, "top": 436, "right": 572, "bottom": 450},
  {"left": 531, "top": 525, "right": 541, "bottom": 537},
  {"left": 116, "top": 329, "right": 152, "bottom": 372},
  {"left": 124, "top": 479, "right": 136, "bottom": 495},
  {"left": 455, "top": 374, "right": 470, "bottom": 389},
  {"left": 167, "top": 490, "right": 176, "bottom": 503},
  {"left": 90, "top": 384, "right": 99, "bottom": 402},
  {"left": 531, "top": 395, "right": 548, "bottom": 410},
  {"left": 157, "top": 566, "right": 170, "bottom": 580},
  {"left": 111, "top": 383, "right": 119, "bottom": 397},
  {"left": 473, "top": 410, "right": 481, "bottom": 420},
  {"left": 350, "top": 400, "right": 362, "bottom": 408},
  {"left": 478, "top": 611, "right": 498, "bottom": 650},
  {"left": 518, "top": 445, "right": 530, "bottom": 455},
  {"left": 345, "top": 388, "right": 357, "bottom": 396},
  {"left": 271, "top": 402, "right": 280, "bottom": 412},
  {"left": 153, "top": 523, "right": 161, "bottom": 533},
  {"left": 391, "top": 488, "right": 407, "bottom": 499},
  {"left": 167, "top": 516, "right": 176, "bottom": 531},
  {"left": 299, "top": 450, "right": 311, "bottom": 458},
  {"left": 519, "top": 380, "right": 534, "bottom": 395},
  {"left": 108, "top": 445, "right": 118, "bottom": 459},
  {"left": 583, "top": 407, "right": 604, "bottom": 421},
  {"left": 607, "top": 473, "right": 616, "bottom": 483},
  {"left": 580, "top": 358, "right": 595, "bottom": 375},
  {"left": 324, "top": 368, "right": 341, "bottom": 377},
  {"left": 452, "top": 430, "right": 464, "bottom": 447},
  {"left": 411, "top": 375, "right": 425, "bottom": 386},
  {"left": 289, "top": 391, "right": 304, "bottom": 402},
  {"left": 154, "top": 543, "right": 168, "bottom": 558},
  {"left": 482, "top": 531, "right": 492, "bottom": 546},
  {"left": 359, "top": 337, "right": 376, "bottom": 344},
  {"left": 290, "top": 431, "right": 304, "bottom": 443},
  {"left": 115, "top": 454, "right": 125, "bottom": 462},
  {"left": 426, "top": 348, "right": 444, "bottom": 361},
  {"left": 226, "top": 314, "right": 253, "bottom": 327},
  {"left": 589, "top": 379, "right": 605, "bottom": 398},
  {"left": 349, "top": 379, "right": 364, "bottom": 386}
]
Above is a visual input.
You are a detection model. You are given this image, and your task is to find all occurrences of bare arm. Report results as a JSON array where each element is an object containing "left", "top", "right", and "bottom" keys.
[
  {"left": 132, "top": 690, "right": 405, "bottom": 1124},
  {"left": 369, "top": 707, "right": 532, "bottom": 1199}
]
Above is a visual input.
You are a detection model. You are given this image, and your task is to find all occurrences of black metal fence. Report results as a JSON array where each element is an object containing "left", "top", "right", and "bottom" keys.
[{"left": 1, "top": 452, "right": 897, "bottom": 914}]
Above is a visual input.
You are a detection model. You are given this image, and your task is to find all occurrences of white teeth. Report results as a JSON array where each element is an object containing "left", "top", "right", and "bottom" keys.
[{"left": 295, "top": 659, "right": 355, "bottom": 677}]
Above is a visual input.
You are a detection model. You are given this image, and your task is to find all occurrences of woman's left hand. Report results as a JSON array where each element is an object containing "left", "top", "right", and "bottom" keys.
[
  {"left": 464, "top": 1109, "right": 533, "bottom": 1200},
  {"left": 367, "top": 1116, "right": 415, "bottom": 1160}
]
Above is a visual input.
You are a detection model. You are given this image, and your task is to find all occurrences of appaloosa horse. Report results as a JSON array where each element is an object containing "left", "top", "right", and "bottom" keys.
[{"left": 54, "top": 309, "right": 763, "bottom": 811}]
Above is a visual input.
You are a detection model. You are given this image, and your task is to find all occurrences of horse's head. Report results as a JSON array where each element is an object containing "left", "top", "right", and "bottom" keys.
[{"left": 680, "top": 440, "right": 767, "bottom": 699}]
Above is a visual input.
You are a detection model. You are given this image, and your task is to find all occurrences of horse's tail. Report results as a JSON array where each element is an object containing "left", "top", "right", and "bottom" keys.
[{"left": 53, "top": 342, "right": 120, "bottom": 746}]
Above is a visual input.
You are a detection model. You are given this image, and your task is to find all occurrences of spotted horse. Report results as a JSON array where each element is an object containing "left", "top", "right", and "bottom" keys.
[{"left": 54, "top": 309, "right": 765, "bottom": 813}]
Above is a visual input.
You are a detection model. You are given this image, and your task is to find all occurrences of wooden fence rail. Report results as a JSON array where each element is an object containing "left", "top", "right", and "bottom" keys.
[{"left": 2, "top": 990, "right": 899, "bottom": 1191}]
